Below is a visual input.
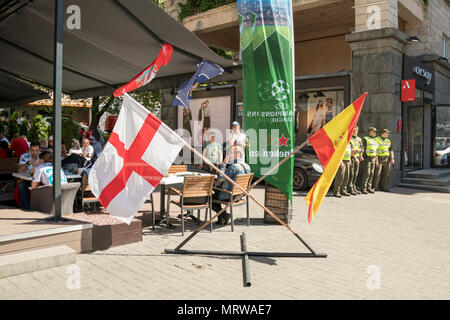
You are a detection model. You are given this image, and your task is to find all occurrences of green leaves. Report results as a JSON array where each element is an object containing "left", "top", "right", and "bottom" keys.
[
  {"left": 7, "top": 112, "right": 19, "bottom": 141},
  {"left": 28, "top": 114, "right": 48, "bottom": 143}
]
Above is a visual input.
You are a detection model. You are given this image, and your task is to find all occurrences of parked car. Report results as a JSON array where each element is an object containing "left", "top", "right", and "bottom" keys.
[
  {"left": 293, "top": 145, "right": 323, "bottom": 191},
  {"left": 435, "top": 146, "right": 450, "bottom": 166}
]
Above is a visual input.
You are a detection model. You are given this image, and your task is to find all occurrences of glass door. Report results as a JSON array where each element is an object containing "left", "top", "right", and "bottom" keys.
[{"left": 405, "top": 105, "right": 424, "bottom": 170}]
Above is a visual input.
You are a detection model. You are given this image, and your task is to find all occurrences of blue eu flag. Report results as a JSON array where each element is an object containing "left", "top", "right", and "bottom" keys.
[{"left": 172, "top": 60, "right": 224, "bottom": 109}]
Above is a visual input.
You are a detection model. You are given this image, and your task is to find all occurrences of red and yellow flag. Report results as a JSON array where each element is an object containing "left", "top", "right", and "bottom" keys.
[{"left": 305, "top": 92, "right": 368, "bottom": 223}]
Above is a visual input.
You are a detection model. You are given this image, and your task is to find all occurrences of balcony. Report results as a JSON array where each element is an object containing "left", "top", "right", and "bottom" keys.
[{"left": 183, "top": 0, "right": 355, "bottom": 52}]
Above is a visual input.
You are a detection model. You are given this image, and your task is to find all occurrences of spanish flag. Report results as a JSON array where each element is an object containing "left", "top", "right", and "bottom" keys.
[{"left": 305, "top": 92, "right": 368, "bottom": 223}]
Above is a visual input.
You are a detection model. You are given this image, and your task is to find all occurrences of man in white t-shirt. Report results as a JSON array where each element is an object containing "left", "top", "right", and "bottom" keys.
[
  {"left": 81, "top": 138, "right": 94, "bottom": 161},
  {"left": 226, "top": 121, "right": 247, "bottom": 164},
  {"left": 31, "top": 151, "right": 68, "bottom": 190}
]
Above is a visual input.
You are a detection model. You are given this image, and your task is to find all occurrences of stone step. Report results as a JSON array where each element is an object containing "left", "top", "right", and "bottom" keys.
[
  {"left": 405, "top": 169, "right": 450, "bottom": 180},
  {"left": 398, "top": 183, "right": 450, "bottom": 193},
  {"left": 402, "top": 177, "right": 450, "bottom": 187},
  {"left": 0, "top": 245, "right": 76, "bottom": 279}
]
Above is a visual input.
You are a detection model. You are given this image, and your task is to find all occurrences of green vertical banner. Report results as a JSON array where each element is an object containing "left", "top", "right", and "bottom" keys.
[{"left": 238, "top": 0, "right": 295, "bottom": 200}]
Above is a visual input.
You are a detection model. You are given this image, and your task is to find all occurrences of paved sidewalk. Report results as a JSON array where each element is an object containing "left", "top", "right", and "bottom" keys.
[{"left": 0, "top": 186, "right": 449, "bottom": 300}]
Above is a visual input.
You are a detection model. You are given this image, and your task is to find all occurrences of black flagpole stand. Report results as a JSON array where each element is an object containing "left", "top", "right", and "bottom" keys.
[{"left": 164, "top": 140, "right": 327, "bottom": 287}]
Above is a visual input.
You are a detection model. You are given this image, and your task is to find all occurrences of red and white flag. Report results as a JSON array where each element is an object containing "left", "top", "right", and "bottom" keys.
[
  {"left": 113, "top": 43, "right": 173, "bottom": 97},
  {"left": 89, "top": 94, "right": 185, "bottom": 224}
]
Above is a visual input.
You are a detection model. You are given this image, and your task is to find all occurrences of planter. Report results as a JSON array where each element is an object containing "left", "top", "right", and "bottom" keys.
[
  {"left": 66, "top": 213, "right": 142, "bottom": 251},
  {"left": 91, "top": 219, "right": 142, "bottom": 251},
  {"left": 264, "top": 184, "right": 292, "bottom": 224}
]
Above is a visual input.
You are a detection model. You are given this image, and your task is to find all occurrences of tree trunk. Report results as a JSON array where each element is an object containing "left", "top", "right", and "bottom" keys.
[{"left": 90, "top": 96, "right": 114, "bottom": 130}]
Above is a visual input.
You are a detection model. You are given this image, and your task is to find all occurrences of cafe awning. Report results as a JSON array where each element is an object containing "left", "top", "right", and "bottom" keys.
[
  {"left": 0, "top": 69, "right": 50, "bottom": 107},
  {"left": 0, "top": 0, "right": 234, "bottom": 99}
]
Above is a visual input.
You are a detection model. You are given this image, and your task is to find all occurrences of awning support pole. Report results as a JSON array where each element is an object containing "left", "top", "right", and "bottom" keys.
[{"left": 52, "top": 0, "right": 64, "bottom": 222}]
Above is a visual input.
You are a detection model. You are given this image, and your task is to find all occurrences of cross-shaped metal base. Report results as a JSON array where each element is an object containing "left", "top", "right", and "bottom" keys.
[{"left": 165, "top": 232, "right": 327, "bottom": 287}]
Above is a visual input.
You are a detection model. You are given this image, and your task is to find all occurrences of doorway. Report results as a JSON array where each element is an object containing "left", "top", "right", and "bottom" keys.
[{"left": 404, "top": 105, "right": 424, "bottom": 171}]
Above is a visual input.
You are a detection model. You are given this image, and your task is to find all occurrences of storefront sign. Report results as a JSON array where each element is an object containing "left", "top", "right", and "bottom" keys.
[
  {"left": 401, "top": 79, "right": 416, "bottom": 102},
  {"left": 403, "top": 55, "right": 435, "bottom": 92}
]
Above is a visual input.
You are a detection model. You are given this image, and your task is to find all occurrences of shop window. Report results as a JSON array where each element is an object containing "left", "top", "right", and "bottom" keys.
[{"left": 295, "top": 90, "right": 344, "bottom": 144}]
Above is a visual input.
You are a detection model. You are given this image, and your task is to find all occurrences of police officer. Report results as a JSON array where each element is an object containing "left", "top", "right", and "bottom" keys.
[
  {"left": 347, "top": 126, "right": 363, "bottom": 195},
  {"left": 360, "top": 127, "right": 378, "bottom": 194},
  {"left": 333, "top": 142, "right": 352, "bottom": 197},
  {"left": 372, "top": 129, "right": 394, "bottom": 192}
]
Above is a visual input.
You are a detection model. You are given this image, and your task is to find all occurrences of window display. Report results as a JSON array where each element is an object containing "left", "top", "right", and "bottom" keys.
[{"left": 295, "top": 90, "right": 344, "bottom": 144}]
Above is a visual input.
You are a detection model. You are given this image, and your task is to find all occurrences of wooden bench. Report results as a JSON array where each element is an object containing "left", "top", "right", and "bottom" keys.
[{"left": 0, "top": 157, "right": 19, "bottom": 175}]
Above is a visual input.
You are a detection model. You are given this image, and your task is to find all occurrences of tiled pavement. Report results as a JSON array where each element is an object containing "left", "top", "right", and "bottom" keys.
[{"left": 0, "top": 186, "right": 449, "bottom": 300}]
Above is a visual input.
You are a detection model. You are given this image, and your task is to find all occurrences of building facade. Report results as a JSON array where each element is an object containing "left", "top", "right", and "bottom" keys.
[{"left": 160, "top": 0, "right": 450, "bottom": 186}]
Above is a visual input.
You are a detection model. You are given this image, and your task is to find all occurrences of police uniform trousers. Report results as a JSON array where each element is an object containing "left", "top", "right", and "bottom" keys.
[
  {"left": 348, "top": 158, "right": 360, "bottom": 192},
  {"left": 333, "top": 160, "right": 350, "bottom": 195},
  {"left": 372, "top": 155, "right": 390, "bottom": 191},
  {"left": 361, "top": 156, "right": 376, "bottom": 191}
]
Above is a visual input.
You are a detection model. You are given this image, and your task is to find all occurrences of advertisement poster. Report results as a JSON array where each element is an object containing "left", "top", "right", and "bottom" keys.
[
  {"left": 238, "top": 0, "right": 295, "bottom": 200},
  {"left": 177, "top": 95, "right": 231, "bottom": 146},
  {"left": 295, "top": 91, "right": 345, "bottom": 144}
]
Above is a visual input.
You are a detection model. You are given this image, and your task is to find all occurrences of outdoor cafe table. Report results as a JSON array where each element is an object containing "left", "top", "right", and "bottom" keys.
[
  {"left": 159, "top": 172, "right": 215, "bottom": 228},
  {"left": 12, "top": 172, "right": 82, "bottom": 181}
]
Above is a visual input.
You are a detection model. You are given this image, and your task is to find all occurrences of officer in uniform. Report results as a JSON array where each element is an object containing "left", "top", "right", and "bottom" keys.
[
  {"left": 347, "top": 126, "right": 363, "bottom": 195},
  {"left": 360, "top": 127, "right": 379, "bottom": 194},
  {"left": 372, "top": 129, "right": 394, "bottom": 192},
  {"left": 333, "top": 142, "right": 352, "bottom": 197}
]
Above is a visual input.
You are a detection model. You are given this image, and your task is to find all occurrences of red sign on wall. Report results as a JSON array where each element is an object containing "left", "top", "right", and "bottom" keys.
[{"left": 401, "top": 79, "right": 416, "bottom": 102}]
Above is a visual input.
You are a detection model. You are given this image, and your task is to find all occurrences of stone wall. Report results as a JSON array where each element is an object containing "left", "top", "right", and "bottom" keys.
[
  {"left": 346, "top": 28, "right": 408, "bottom": 185},
  {"left": 355, "top": 0, "right": 398, "bottom": 32},
  {"left": 405, "top": 0, "right": 450, "bottom": 57}
]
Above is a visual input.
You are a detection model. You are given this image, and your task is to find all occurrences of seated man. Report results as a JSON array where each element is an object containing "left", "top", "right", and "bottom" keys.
[
  {"left": 31, "top": 151, "right": 68, "bottom": 190},
  {"left": 212, "top": 146, "right": 251, "bottom": 226},
  {"left": 81, "top": 138, "right": 94, "bottom": 162},
  {"left": 17, "top": 142, "right": 41, "bottom": 209},
  {"left": 18, "top": 141, "right": 40, "bottom": 175}
]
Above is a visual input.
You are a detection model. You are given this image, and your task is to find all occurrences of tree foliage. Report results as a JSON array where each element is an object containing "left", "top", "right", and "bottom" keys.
[
  {"left": 7, "top": 112, "right": 19, "bottom": 141},
  {"left": 28, "top": 115, "right": 48, "bottom": 143},
  {"left": 62, "top": 118, "right": 80, "bottom": 147},
  {"left": 19, "top": 119, "right": 29, "bottom": 137}
]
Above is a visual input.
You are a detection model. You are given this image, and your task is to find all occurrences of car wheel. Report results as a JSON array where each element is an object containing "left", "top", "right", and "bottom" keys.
[{"left": 293, "top": 167, "right": 307, "bottom": 190}]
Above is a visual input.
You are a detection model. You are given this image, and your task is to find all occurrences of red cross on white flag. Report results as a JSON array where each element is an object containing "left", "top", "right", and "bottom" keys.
[{"left": 89, "top": 94, "right": 185, "bottom": 224}]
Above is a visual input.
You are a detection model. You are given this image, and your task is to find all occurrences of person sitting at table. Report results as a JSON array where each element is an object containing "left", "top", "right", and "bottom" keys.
[
  {"left": 63, "top": 140, "right": 85, "bottom": 174},
  {"left": 61, "top": 143, "right": 68, "bottom": 160},
  {"left": 10, "top": 133, "right": 29, "bottom": 158},
  {"left": 31, "top": 151, "right": 68, "bottom": 190},
  {"left": 90, "top": 129, "right": 104, "bottom": 158},
  {"left": 81, "top": 138, "right": 94, "bottom": 162},
  {"left": 68, "top": 139, "right": 82, "bottom": 156},
  {"left": 0, "top": 141, "right": 12, "bottom": 158},
  {"left": 18, "top": 141, "right": 40, "bottom": 175},
  {"left": 17, "top": 141, "right": 41, "bottom": 209},
  {"left": 0, "top": 131, "right": 10, "bottom": 145},
  {"left": 39, "top": 139, "right": 48, "bottom": 153},
  {"left": 47, "top": 136, "right": 54, "bottom": 153},
  {"left": 212, "top": 146, "right": 251, "bottom": 226}
]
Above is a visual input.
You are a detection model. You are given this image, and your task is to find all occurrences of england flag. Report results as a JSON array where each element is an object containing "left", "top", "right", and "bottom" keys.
[{"left": 89, "top": 94, "right": 185, "bottom": 224}]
